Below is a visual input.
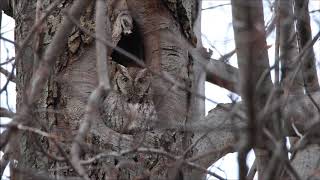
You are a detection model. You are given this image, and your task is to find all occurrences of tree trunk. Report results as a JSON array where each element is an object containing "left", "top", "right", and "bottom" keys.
[
  {"left": 3, "top": 0, "right": 319, "bottom": 179},
  {"left": 12, "top": 0, "right": 201, "bottom": 179},
  {"left": 290, "top": 0, "right": 320, "bottom": 178}
]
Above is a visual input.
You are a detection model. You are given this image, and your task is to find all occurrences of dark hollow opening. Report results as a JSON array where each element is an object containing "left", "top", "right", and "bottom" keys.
[{"left": 111, "top": 21, "right": 144, "bottom": 67}]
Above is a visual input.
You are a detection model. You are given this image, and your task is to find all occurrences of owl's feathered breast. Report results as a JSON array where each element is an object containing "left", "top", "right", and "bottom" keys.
[{"left": 102, "top": 91, "right": 157, "bottom": 134}]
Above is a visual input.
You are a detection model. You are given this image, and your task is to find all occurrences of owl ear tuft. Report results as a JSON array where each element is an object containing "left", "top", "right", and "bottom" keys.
[
  {"left": 136, "top": 68, "right": 149, "bottom": 80},
  {"left": 117, "top": 64, "right": 129, "bottom": 76}
]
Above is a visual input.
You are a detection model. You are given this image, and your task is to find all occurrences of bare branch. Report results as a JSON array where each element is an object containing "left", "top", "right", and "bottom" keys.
[
  {"left": 33, "top": 0, "right": 44, "bottom": 73},
  {"left": 247, "top": 159, "right": 256, "bottom": 180},
  {"left": 0, "top": 35, "right": 19, "bottom": 48},
  {"left": 70, "top": 87, "right": 106, "bottom": 180},
  {"left": 262, "top": 129, "right": 301, "bottom": 180},
  {"left": 0, "top": 123, "right": 57, "bottom": 139},
  {"left": 294, "top": 0, "right": 320, "bottom": 92},
  {"left": 196, "top": 90, "right": 320, "bottom": 169},
  {"left": 95, "top": 0, "right": 111, "bottom": 90},
  {"left": 70, "top": 0, "right": 112, "bottom": 178},
  {"left": 0, "top": 107, "right": 14, "bottom": 117},
  {"left": 279, "top": 0, "right": 303, "bottom": 95},
  {"left": 0, "top": 148, "right": 10, "bottom": 178},
  {"left": 0, "top": 66, "right": 16, "bottom": 83},
  {"left": 202, "top": 3, "right": 231, "bottom": 11},
  {"left": 231, "top": 0, "right": 274, "bottom": 178},
  {"left": 190, "top": 48, "right": 240, "bottom": 94},
  {"left": 0, "top": 63, "right": 15, "bottom": 94},
  {"left": 0, "top": 130, "right": 10, "bottom": 151},
  {"left": 206, "top": 59, "right": 239, "bottom": 93},
  {"left": 122, "top": 148, "right": 226, "bottom": 180},
  {"left": 5, "top": 0, "right": 319, "bottom": 179},
  {"left": 310, "top": 9, "right": 320, "bottom": 14},
  {"left": 0, "top": 57, "right": 15, "bottom": 66},
  {"left": 52, "top": 146, "right": 227, "bottom": 180}
]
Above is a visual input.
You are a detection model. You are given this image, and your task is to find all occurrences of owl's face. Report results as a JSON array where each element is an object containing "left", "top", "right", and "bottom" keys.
[{"left": 114, "top": 64, "right": 151, "bottom": 103}]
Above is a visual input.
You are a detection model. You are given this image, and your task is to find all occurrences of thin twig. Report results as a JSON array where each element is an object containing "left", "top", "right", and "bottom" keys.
[
  {"left": 291, "top": 123, "right": 303, "bottom": 139},
  {"left": 202, "top": 3, "right": 231, "bottom": 11},
  {"left": 0, "top": 123, "right": 57, "bottom": 139},
  {"left": 0, "top": 147, "right": 10, "bottom": 178},
  {"left": 247, "top": 159, "right": 256, "bottom": 179},
  {"left": 0, "top": 66, "right": 16, "bottom": 82},
  {"left": 34, "top": 137, "right": 65, "bottom": 162},
  {"left": 0, "top": 57, "right": 15, "bottom": 66},
  {"left": 70, "top": 87, "right": 106, "bottom": 180},
  {"left": 0, "top": 63, "right": 16, "bottom": 94},
  {"left": 121, "top": 148, "right": 226, "bottom": 180},
  {"left": 263, "top": 129, "right": 301, "bottom": 180},
  {"left": 0, "top": 107, "right": 14, "bottom": 118},
  {"left": 33, "top": 0, "right": 44, "bottom": 73},
  {"left": 54, "top": 146, "right": 226, "bottom": 180},
  {"left": 0, "top": 35, "right": 19, "bottom": 48},
  {"left": 304, "top": 81, "right": 320, "bottom": 114},
  {"left": 95, "top": 0, "right": 111, "bottom": 90},
  {"left": 258, "top": 30, "right": 320, "bottom": 121},
  {"left": 182, "top": 133, "right": 208, "bottom": 158},
  {"left": 310, "top": 9, "right": 320, "bottom": 13},
  {"left": 70, "top": 0, "right": 111, "bottom": 179}
]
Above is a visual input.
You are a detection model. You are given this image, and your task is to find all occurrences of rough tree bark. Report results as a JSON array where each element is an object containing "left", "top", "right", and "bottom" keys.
[
  {"left": 1, "top": 0, "right": 320, "bottom": 180},
  {"left": 290, "top": 0, "right": 320, "bottom": 178},
  {"left": 10, "top": 0, "right": 202, "bottom": 179}
]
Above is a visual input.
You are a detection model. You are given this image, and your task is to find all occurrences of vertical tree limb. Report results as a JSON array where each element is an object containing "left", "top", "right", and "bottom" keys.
[
  {"left": 33, "top": 0, "right": 44, "bottom": 73},
  {"left": 0, "top": 66, "right": 16, "bottom": 82},
  {"left": 294, "top": 0, "right": 320, "bottom": 92},
  {"left": 70, "top": 0, "right": 111, "bottom": 179},
  {"left": 291, "top": 0, "right": 320, "bottom": 177},
  {"left": 0, "top": 145, "right": 10, "bottom": 178},
  {"left": 231, "top": 0, "right": 274, "bottom": 179},
  {"left": 95, "top": 0, "right": 111, "bottom": 90},
  {"left": 260, "top": 1, "right": 291, "bottom": 178},
  {"left": 0, "top": 107, "right": 14, "bottom": 118},
  {"left": 278, "top": 0, "right": 302, "bottom": 178},
  {"left": 280, "top": 0, "right": 303, "bottom": 95}
]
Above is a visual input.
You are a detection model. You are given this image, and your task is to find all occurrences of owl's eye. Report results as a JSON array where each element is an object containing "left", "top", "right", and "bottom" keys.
[
  {"left": 122, "top": 77, "right": 129, "bottom": 82},
  {"left": 123, "top": 20, "right": 129, "bottom": 27}
]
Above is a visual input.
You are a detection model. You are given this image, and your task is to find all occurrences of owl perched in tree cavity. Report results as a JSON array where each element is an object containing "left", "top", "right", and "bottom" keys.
[{"left": 101, "top": 64, "right": 157, "bottom": 134}]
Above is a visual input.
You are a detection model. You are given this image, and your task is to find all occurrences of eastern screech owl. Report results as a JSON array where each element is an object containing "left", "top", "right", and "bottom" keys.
[{"left": 101, "top": 64, "right": 157, "bottom": 134}]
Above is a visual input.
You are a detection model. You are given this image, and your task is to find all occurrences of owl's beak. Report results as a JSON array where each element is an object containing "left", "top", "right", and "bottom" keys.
[{"left": 127, "top": 95, "right": 142, "bottom": 104}]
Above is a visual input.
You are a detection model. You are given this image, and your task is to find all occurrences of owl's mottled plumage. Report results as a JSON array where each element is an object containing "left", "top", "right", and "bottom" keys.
[{"left": 101, "top": 64, "right": 157, "bottom": 134}]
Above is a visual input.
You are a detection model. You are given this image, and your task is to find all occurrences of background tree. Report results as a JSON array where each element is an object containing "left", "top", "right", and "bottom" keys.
[{"left": 0, "top": 0, "right": 320, "bottom": 179}]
